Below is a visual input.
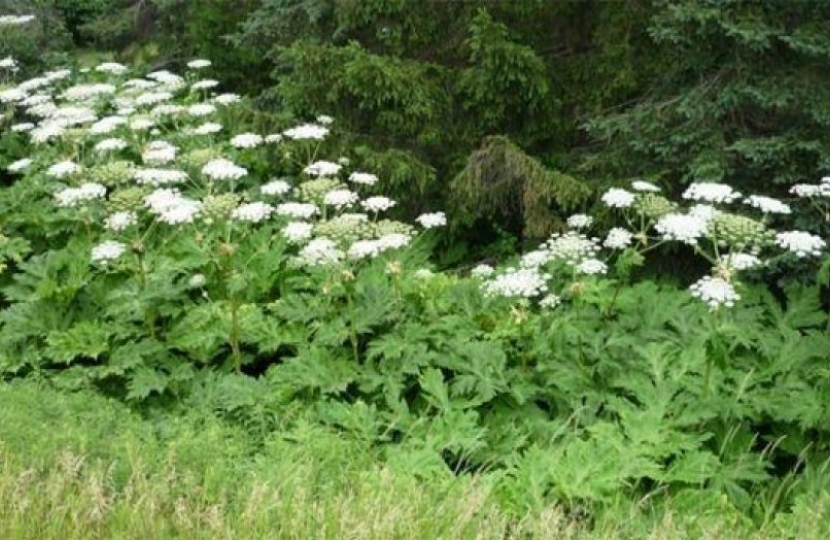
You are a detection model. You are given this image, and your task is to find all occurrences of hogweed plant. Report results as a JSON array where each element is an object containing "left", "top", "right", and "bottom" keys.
[
  {"left": 475, "top": 178, "right": 827, "bottom": 315},
  {"left": 0, "top": 56, "right": 444, "bottom": 390}
]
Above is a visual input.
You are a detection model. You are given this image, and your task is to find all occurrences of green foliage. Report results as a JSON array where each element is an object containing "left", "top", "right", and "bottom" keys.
[
  {"left": 6, "top": 379, "right": 830, "bottom": 538},
  {"left": 14, "top": 0, "right": 830, "bottom": 255},
  {"left": 581, "top": 1, "right": 830, "bottom": 198},
  {"left": 3, "top": 6, "right": 830, "bottom": 532},
  {"left": 451, "top": 136, "right": 592, "bottom": 238}
]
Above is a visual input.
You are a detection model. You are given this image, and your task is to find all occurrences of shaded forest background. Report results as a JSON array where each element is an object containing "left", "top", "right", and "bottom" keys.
[{"left": 5, "top": 0, "right": 830, "bottom": 262}]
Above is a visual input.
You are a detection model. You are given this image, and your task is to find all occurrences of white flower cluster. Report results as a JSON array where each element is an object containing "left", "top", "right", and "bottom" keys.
[
  {"left": 232, "top": 202, "right": 274, "bottom": 223},
  {"left": 136, "top": 91, "right": 172, "bottom": 106},
  {"left": 470, "top": 264, "right": 495, "bottom": 278},
  {"left": 544, "top": 232, "right": 600, "bottom": 263},
  {"left": 539, "top": 294, "right": 562, "bottom": 309},
  {"left": 689, "top": 204, "right": 720, "bottom": 222},
  {"left": 91, "top": 240, "right": 126, "bottom": 263},
  {"left": 689, "top": 276, "right": 740, "bottom": 310},
  {"left": 192, "top": 122, "right": 222, "bottom": 135},
  {"left": 632, "top": 180, "right": 661, "bottom": 192},
  {"left": 188, "top": 103, "right": 216, "bottom": 117},
  {"left": 520, "top": 250, "right": 550, "bottom": 269},
  {"left": 347, "top": 234, "right": 411, "bottom": 260},
  {"left": 276, "top": 202, "right": 319, "bottom": 219},
  {"left": 47, "top": 160, "right": 81, "bottom": 178},
  {"left": 95, "top": 138, "right": 128, "bottom": 153},
  {"left": 790, "top": 177, "right": 830, "bottom": 198},
  {"left": 576, "top": 258, "right": 608, "bottom": 275},
  {"left": 324, "top": 189, "right": 359, "bottom": 209},
  {"left": 682, "top": 183, "right": 741, "bottom": 204},
  {"left": 361, "top": 196, "right": 396, "bottom": 213},
  {"left": 96, "top": 62, "right": 128, "bottom": 75},
  {"left": 105, "top": 211, "right": 137, "bottom": 231},
  {"left": 8, "top": 158, "right": 32, "bottom": 172},
  {"left": 134, "top": 168, "right": 188, "bottom": 186},
  {"left": 142, "top": 141, "right": 177, "bottom": 165},
  {"left": 284, "top": 123, "right": 329, "bottom": 140},
  {"left": 654, "top": 213, "right": 708, "bottom": 244},
  {"left": 62, "top": 83, "right": 116, "bottom": 102},
  {"left": 566, "top": 214, "right": 593, "bottom": 229},
  {"left": 55, "top": 183, "right": 107, "bottom": 207},
  {"left": 282, "top": 222, "right": 314, "bottom": 243},
  {"left": 144, "top": 188, "right": 201, "bottom": 224},
  {"left": 775, "top": 231, "right": 825, "bottom": 258},
  {"left": 91, "top": 115, "right": 127, "bottom": 134},
  {"left": 1, "top": 56, "right": 18, "bottom": 70},
  {"left": 721, "top": 253, "right": 761, "bottom": 271},
  {"left": 215, "top": 93, "right": 240, "bottom": 105},
  {"left": 349, "top": 172, "right": 379, "bottom": 186},
  {"left": 191, "top": 80, "right": 219, "bottom": 91},
  {"left": 603, "top": 227, "right": 633, "bottom": 250},
  {"left": 601, "top": 188, "right": 635, "bottom": 208},
  {"left": 202, "top": 158, "right": 247, "bottom": 181},
  {"left": 744, "top": 195, "right": 790, "bottom": 215},
  {"left": 415, "top": 212, "right": 447, "bottom": 228},
  {"left": 482, "top": 268, "right": 550, "bottom": 298},
  {"left": 187, "top": 59, "right": 212, "bottom": 69},
  {"left": 261, "top": 179, "right": 292, "bottom": 196},
  {"left": 305, "top": 160, "right": 342, "bottom": 177},
  {"left": 0, "top": 14, "right": 36, "bottom": 26},
  {"left": 297, "top": 238, "right": 343, "bottom": 266},
  {"left": 229, "top": 133, "right": 263, "bottom": 149},
  {"left": 2, "top": 59, "right": 449, "bottom": 278}
]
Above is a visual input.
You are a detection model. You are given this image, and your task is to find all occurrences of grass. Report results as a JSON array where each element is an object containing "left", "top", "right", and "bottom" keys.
[{"left": 0, "top": 380, "right": 828, "bottom": 539}]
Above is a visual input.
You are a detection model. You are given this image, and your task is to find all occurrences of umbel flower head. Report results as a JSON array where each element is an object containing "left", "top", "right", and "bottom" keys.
[
  {"left": 682, "top": 183, "right": 741, "bottom": 204},
  {"left": 305, "top": 160, "right": 342, "bottom": 177},
  {"left": 91, "top": 240, "right": 126, "bottom": 263},
  {"left": 689, "top": 276, "right": 740, "bottom": 311},
  {"left": 604, "top": 228, "right": 633, "bottom": 250},
  {"left": 232, "top": 202, "right": 274, "bottom": 223},
  {"left": 744, "top": 195, "right": 791, "bottom": 215},
  {"left": 202, "top": 158, "right": 247, "bottom": 181},
  {"left": 482, "top": 268, "right": 550, "bottom": 298},
  {"left": 633, "top": 193, "right": 676, "bottom": 219},
  {"left": 415, "top": 212, "right": 447, "bottom": 228},
  {"left": 229, "top": 133, "right": 263, "bottom": 149},
  {"left": 201, "top": 194, "right": 241, "bottom": 222},
  {"left": 654, "top": 213, "right": 708, "bottom": 245},
  {"left": 323, "top": 189, "right": 358, "bottom": 209},
  {"left": 775, "top": 231, "right": 826, "bottom": 258},
  {"left": 47, "top": 160, "right": 81, "bottom": 178},
  {"left": 566, "top": 214, "right": 593, "bottom": 230},
  {"left": 283, "top": 123, "right": 329, "bottom": 140},
  {"left": 545, "top": 231, "right": 600, "bottom": 263},
  {"left": 282, "top": 222, "right": 313, "bottom": 244},
  {"left": 601, "top": 188, "right": 635, "bottom": 208},
  {"left": 55, "top": 183, "right": 107, "bottom": 207},
  {"left": 710, "top": 213, "right": 771, "bottom": 251},
  {"left": 261, "top": 179, "right": 292, "bottom": 196}
]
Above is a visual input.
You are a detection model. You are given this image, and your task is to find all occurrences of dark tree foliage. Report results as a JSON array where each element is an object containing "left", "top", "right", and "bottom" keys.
[
  {"left": 9, "top": 0, "right": 830, "bottom": 251},
  {"left": 582, "top": 1, "right": 830, "bottom": 198}
]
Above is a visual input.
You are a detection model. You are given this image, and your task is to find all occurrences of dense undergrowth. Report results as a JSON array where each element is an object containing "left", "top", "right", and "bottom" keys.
[
  {"left": 3, "top": 380, "right": 830, "bottom": 539},
  {"left": 2, "top": 8, "right": 830, "bottom": 538}
]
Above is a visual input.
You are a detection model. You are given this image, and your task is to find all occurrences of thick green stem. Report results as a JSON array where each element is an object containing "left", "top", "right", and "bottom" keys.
[
  {"left": 134, "top": 251, "right": 157, "bottom": 339},
  {"left": 229, "top": 296, "right": 242, "bottom": 373},
  {"left": 603, "top": 279, "right": 625, "bottom": 318},
  {"left": 703, "top": 355, "right": 712, "bottom": 398},
  {"left": 345, "top": 290, "right": 360, "bottom": 364}
]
